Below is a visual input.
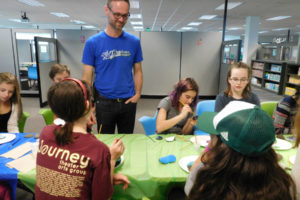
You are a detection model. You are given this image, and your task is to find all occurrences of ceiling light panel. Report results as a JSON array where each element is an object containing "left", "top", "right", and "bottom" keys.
[
  {"left": 258, "top": 31, "right": 269, "bottom": 34},
  {"left": 130, "top": 14, "right": 142, "bottom": 19},
  {"left": 9, "top": 19, "right": 22, "bottom": 23},
  {"left": 130, "top": 21, "right": 143, "bottom": 25},
  {"left": 18, "top": 0, "right": 44, "bottom": 7},
  {"left": 181, "top": 27, "right": 193, "bottom": 30},
  {"left": 50, "top": 12, "right": 70, "bottom": 18},
  {"left": 199, "top": 15, "right": 217, "bottom": 20},
  {"left": 71, "top": 20, "right": 86, "bottom": 24},
  {"left": 83, "top": 25, "right": 96, "bottom": 29},
  {"left": 133, "top": 26, "right": 144, "bottom": 30},
  {"left": 130, "top": 1, "right": 140, "bottom": 9},
  {"left": 266, "top": 16, "right": 291, "bottom": 21},
  {"left": 272, "top": 28, "right": 289, "bottom": 31},
  {"left": 188, "top": 22, "right": 202, "bottom": 26},
  {"left": 228, "top": 27, "right": 241, "bottom": 30},
  {"left": 215, "top": 2, "right": 243, "bottom": 10}
]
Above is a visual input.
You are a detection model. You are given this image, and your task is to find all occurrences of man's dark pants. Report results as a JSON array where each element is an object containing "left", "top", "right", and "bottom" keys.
[{"left": 95, "top": 96, "right": 137, "bottom": 134}]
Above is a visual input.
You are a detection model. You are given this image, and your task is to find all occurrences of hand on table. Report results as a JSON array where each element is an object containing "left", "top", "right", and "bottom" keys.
[
  {"left": 110, "top": 139, "right": 125, "bottom": 161},
  {"left": 113, "top": 173, "right": 130, "bottom": 189}
]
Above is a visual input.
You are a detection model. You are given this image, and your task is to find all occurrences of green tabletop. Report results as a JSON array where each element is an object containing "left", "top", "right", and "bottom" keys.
[{"left": 18, "top": 134, "right": 297, "bottom": 200}]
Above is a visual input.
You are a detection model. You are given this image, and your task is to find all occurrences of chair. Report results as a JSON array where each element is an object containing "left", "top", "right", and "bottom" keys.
[
  {"left": 194, "top": 100, "right": 216, "bottom": 135},
  {"left": 39, "top": 108, "right": 54, "bottom": 125},
  {"left": 261, "top": 101, "right": 278, "bottom": 118},
  {"left": 27, "top": 66, "right": 38, "bottom": 89},
  {"left": 18, "top": 112, "right": 30, "bottom": 133},
  {"left": 138, "top": 110, "right": 158, "bottom": 136}
]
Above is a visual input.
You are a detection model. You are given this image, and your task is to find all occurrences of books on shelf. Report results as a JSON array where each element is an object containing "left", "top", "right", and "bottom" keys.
[
  {"left": 265, "top": 73, "right": 280, "bottom": 82},
  {"left": 265, "top": 83, "right": 279, "bottom": 92},
  {"left": 252, "top": 62, "right": 264, "bottom": 70},
  {"left": 285, "top": 87, "right": 296, "bottom": 96},
  {"left": 252, "top": 70, "right": 263, "bottom": 78},
  {"left": 288, "top": 76, "right": 300, "bottom": 85},
  {"left": 270, "top": 64, "right": 282, "bottom": 73}
]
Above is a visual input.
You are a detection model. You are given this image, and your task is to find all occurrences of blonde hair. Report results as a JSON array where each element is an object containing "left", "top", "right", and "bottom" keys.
[
  {"left": 0, "top": 72, "right": 23, "bottom": 120},
  {"left": 224, "top": 62, "right": 252, "bottom": 98}
]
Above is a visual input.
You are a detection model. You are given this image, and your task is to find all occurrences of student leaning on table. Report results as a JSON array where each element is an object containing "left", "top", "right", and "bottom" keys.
[
  {"left": 215, "top": 62, "right": 260, "bottom": 112},
  {"left": 35, "top": 78, "right": 129, "bottom": 200},
  {"left": 156, "top": 77, "right": 199, "bottom": 135},
  {"left": 185, "top": 101, "right": 296, "bottom": 200},
  {"left": 0, "top": 72, "right": 22, "bottom": 133},
  {"left": 292, "top": 109, "right": 300, "bottom": 200}
]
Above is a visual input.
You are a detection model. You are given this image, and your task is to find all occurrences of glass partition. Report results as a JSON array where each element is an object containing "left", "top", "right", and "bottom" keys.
[{"left": 15, "top": 32, "right": 51, "bottom": 94}]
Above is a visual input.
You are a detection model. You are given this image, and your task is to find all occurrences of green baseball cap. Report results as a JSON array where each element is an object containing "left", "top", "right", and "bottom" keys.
[{"left": 197, "top": 101, "right": 275, "bottom": 156}]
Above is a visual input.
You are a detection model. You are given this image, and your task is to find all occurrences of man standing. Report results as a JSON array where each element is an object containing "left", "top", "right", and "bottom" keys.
[{"left": 82, "top": 0, "right": 143, "bottom": 134}]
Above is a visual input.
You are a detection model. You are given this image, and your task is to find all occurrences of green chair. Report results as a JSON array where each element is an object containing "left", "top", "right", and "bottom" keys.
[
  {"left": 261, "top": 101, "right": 278, "bottom": 118},
  {"left": 18, "top": 111, "right": 30, "bottom": 132},
  {"left": 39, "top": 108, "right": 54, "bottom": 125}
]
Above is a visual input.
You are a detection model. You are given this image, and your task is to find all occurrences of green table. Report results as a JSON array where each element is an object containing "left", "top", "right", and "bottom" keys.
[{"left": 18, "top": 134, "right": 297, "bottom": 200}]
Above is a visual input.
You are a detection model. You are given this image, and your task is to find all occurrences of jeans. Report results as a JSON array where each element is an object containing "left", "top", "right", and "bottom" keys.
[{"left": 95, "top": 96, "right": 137, "bottom": 134}]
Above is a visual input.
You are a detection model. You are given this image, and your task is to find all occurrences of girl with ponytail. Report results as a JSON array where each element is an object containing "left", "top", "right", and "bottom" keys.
[{"left": 36, "top": 78, "right": 129, "bottom": 200}]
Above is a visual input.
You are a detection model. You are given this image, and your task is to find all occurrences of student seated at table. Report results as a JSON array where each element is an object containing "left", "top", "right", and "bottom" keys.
[
  {"left": 215, "top": 62, "right": 260, "bottom": 112},
  {"left": 185, "top": 101, "right": 296, "bottom": 200},
  {"left": 0, "top": 72, "right": 23, "bottom": 133},
  {"left": 292, "top": 108, "right": 300, "bottom": 200},
  {"left": 274, "top": 86, "right": 300, "bottom": 135},
  {"left": 156, "top": 77, "right": 199, "bottom": 135},
  {"left": 49, "top": 64, "right": 70, "bottom": 83},
  {"left": 35, "top": 78, "right": 129, "bottom": 200}
]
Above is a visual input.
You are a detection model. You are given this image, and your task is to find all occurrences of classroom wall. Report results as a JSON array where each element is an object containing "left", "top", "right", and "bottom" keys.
[
  {"left": 181, "top": 32, "right": 222, "bottom": 96},
  {"left": 55, "top": 29, "right": 98, "bottom": 79},
  {"left": 141, "top": 32, "right": 181, "bottom": 95},
  {"left": 0, "top": 29, "right": 15, "bottom": 74},
  {"left": 1, "top": 28, "right": 222, "bottom": 97}
]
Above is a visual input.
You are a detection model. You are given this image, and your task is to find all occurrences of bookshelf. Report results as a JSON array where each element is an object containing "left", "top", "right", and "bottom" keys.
[{"left": 251, "top": 60, "right": 286, "bottom": 95}]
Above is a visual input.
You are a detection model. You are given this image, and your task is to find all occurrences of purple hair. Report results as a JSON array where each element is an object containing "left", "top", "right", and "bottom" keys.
[{"left": 169, "top": 77, "right": 199, "bottom": 110}]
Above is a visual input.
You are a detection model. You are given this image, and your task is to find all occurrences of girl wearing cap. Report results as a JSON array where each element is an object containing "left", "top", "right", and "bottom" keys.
[
  {"left": 292, "top": 110, "right": 300, "bottom": 199},
  {"left": 215, "top": 62, "right": 260, "bottom": 112},
  {"left": 35, "top": 79, "right": 129, "bottom": 200},
  {"left": 156, "top": 77, "right": 199, "bottom": 135},
  {"left": 0, "top": 72, "right": 23, "bottom": 133},
  {"left": 185, "top": 101, "right": 296, "bottom": 200}
]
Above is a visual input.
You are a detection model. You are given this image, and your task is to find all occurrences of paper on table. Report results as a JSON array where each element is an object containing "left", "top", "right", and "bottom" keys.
[
  {"left": 6, "top": 153, "right": 36, "bottom": 173},
  {"left": 0, "top": 142, "right": 32, "bottom": 159}
]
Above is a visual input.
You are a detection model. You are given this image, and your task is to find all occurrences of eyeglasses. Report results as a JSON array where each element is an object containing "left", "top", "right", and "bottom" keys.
[
  {"left": 230, "top": 78, "right": 249, "bottom": 83},
  {"left": 108, "top": 6, "right": 130, "bottom": 19}
]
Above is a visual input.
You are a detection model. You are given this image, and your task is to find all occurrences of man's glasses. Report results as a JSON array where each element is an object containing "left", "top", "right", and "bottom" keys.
[
  {"left": 108, "top": 6, "right": 130, "bottom": 19},
  {"left": 230, "top": 78, "right": 249, "bottom": 83}
]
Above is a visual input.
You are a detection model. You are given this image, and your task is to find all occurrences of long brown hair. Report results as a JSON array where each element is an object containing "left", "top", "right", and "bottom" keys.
[
  {"left": 188, "top": 137, "right": 296, "bottom": 200},
  {"left": 224, "top": 62, "right": 252, "bottom": 98},
  {"left": 169, "top": 77, "right": 199, "bottom": 110},
  {"left": 0, "top": 72, "right": 23, "bottom": 120},
  {"left": 47, "top": 79, "right": 92, "bottom": 146}
]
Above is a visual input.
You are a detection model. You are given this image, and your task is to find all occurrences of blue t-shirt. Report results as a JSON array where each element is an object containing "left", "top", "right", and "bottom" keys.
[{"left": 82, "top": 31, "right": 143, "bottom": 99}]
